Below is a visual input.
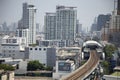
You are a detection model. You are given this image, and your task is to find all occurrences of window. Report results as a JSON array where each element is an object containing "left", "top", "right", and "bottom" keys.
[
  {"left": 30, "top": 48, "right": 32, "bottom": 50},
  {"left": 44, "top": 48, "right": 46, "bottom": 51},
  {"left": 3, "top": 50, "right": 5, "bottom": 53},
  {"left": 22, "top": 39, "right": 25, "bottom": 42},
  {"left": 9, "top": 54, "right": 11, "bottom": 57},
  {"left": 35, "top": 48, "right": 37, "bottom": 50},
  {"left": 39, "top": 48, "right": 41, "bottom": 51},
  {"left": 13, "top": 39, "right": 17, "bottom": 43},
  {"left": 9, "top": 51, "right": 11, "bottom": 53}
]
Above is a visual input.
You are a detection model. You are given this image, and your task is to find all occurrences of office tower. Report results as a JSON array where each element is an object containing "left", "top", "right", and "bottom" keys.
[
  {"left": 17, "top": 3, "right": 36, "bottom": 45},
  {"left": 91, "top": 24, "right": 97, "bottom": 32},
  {"left": 2, "top": 22, "right": 7, "bottom": 31},
  {"left": 97, "top": 14, "right": 111, "bottom": 31},
  {"left": 36, "top": 23, "right": 40, "bottom": 34},
  {"left": 117, "top": 0, "right": 120, "bottom": 15},
  {"left": 22, "top": 3, "right": 29, "bottom": 28},
  {"left": 56, "top": 6, "right": 77, "bottom": 40},
  {"left": 18, "top": 3, "right": 28, "bottom": 29},
  {"left": 91, "top": 18, "right": 97, "bottom": 32},
  {"left": 44, "top": 13, "right": 56, "bottom": 40},
  {"left": 76, "top": 20, "right": 82, "bottom": 34}
]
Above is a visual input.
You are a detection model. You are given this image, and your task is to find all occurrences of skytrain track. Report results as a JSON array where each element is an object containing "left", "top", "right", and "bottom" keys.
[{"left": 61, "top": 50, "right": 99, "bottom": 80}]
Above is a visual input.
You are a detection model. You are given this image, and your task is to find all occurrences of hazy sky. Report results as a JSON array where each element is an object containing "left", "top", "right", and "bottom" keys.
[{"left": 0, "top": 0, "right": 114, "bottom": 30}]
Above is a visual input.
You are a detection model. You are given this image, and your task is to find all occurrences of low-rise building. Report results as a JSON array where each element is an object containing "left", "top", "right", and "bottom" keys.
[
  {"left": 0, "top": 36, "right": 27, "bottom": 59},
  {"left": 0, "top": 70, "right": 14, "bottom": 80},
  {"left": 53, "top": 60, "right": 75, "bottom": 79},
  {"left": 25, "top": 46, "right": 56, "bottom": 67}
]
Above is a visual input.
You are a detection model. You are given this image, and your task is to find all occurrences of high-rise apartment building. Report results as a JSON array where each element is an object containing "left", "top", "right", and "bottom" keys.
[
  {"left": 16, "top": 3, "right": 36, "bottom": 45},
  {"left": 44, "top": 6, "right": 77, "bottom": 41},
  {"left": 56, "top": 6, "right": 77, "bottom": 40},
  {"left": 27, "top": 5, "right": 36, "bottom": 44},
  {"left": 44, "top": 13, "right": 56, "bottom": 40}
]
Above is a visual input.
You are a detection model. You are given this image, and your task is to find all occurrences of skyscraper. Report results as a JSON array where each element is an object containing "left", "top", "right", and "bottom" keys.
[
  {"left": 91, "top": 18, "right": 97, "bottom": 32},
  {"left": 44, "top": 5, "right": 77, "bottom": 41},
  {"left": 97, "top": 14, "right": 111, "bottom": 31},
  {"left": 18, "top": 3, "right": 28, "bottom": 29},
  {"left": 117, "top": 0, "right": 120, "bottom": 15},
  {"left": 56, "top": 6, "right": 77, "bottom": 40},
  {"left": 27, "top": 5, "right": 36, "bottom": 44},
  {"left": 16, "top": 3, "right": 36, "bottom": 45},
  {"left": 76, "top": 20, "right": 82, "bottom": 34},
  {"left": 22, "top": 3, "right": 29, "bottom": 29},
  {"left": 44, "top": 13, "right": 56, "bottom": 40}
]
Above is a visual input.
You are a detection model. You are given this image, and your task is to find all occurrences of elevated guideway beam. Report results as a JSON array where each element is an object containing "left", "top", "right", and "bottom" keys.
[{"left": 61, "top": 50, "right": 99, "bottom": 80}]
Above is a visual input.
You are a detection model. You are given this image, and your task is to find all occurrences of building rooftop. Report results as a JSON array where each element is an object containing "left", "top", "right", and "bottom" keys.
[
  {"left": 83, "top": 40, "right": 102, "bottom": 47},
  {"left": 56, "top": 5, "right": 76, "bottom": 10},
  {"left": 114, "top": 66, "right": 120, "bottom": 71}
]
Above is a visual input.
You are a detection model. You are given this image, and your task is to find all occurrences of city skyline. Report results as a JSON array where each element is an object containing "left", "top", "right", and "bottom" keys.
[{"left": 0, "top": 0, "right": 114, "bottom": 31}]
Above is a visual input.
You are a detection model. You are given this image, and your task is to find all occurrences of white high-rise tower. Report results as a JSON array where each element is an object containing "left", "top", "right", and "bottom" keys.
[
  {"left": 27, "top": 5, "right": 36, "bottom": 44},
  {"left": 56, "top": 6, "right": 77, "bottom": 40},
  {"left": 16, "top": 3, "right": 36, "bottom": 45}
]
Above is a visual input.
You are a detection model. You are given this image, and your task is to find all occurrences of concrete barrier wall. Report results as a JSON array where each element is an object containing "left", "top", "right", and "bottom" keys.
[{"left": 103, "top": 75, "right": 120, "bottom": 80}]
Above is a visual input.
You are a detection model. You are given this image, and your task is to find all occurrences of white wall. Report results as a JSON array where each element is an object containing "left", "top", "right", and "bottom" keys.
[
  {"left": 1, "top": 45, "right": 25, "bottom": 59},
  {"left": 15, "top": 60, "right": 27, "bottom": 74},
  {"left": 103, "top": 75, "right": 120, "bottom": 80},
  {"left": 29, "top": 46, "right": 47, "bottom": 65}
]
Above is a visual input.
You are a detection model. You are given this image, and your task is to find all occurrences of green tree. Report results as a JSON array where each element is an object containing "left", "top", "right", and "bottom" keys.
[
  {"left": 104, "top": 44, "right": 117, "bottom": 60},
  {"left": 27, "top": 60, "right": 44, "bottom": 71},
  {"left": 102, "top": 44, "right": 118, "bottom": 74},
  {"left": 0, "top": 64, "right": 15, "bottom": 71},
  {"left": 101, "top": 61, "right": 109, "bottom": 74},
  {"left": 45, "top": 66, "right": 53, "bottom": 71}
]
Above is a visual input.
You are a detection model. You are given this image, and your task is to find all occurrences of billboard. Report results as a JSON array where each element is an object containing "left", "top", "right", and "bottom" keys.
[{"left": 58, "top": 62, "right": 71, "bottom": 71}]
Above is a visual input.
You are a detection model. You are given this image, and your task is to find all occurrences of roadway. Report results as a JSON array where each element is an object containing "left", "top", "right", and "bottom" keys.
[{"left": 61, "top": 50, "right": 99, "bottom": 80}]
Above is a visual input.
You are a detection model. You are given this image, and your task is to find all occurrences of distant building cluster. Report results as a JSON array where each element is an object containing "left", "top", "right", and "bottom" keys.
[
  {"left": 0, "top": 22, "right": 17, "bottom": 35},
  {"left": 16, "top": 3, "right": 37, "bottom": 45},
  {"left": 0, "top": 0, "right": 120, "bottom": 80},
  {"left": 91, "top": 0, "right": 120, "bottom": 46},
  {"left": 0, "top": 2, "right": 83, "bottom": 78}
]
